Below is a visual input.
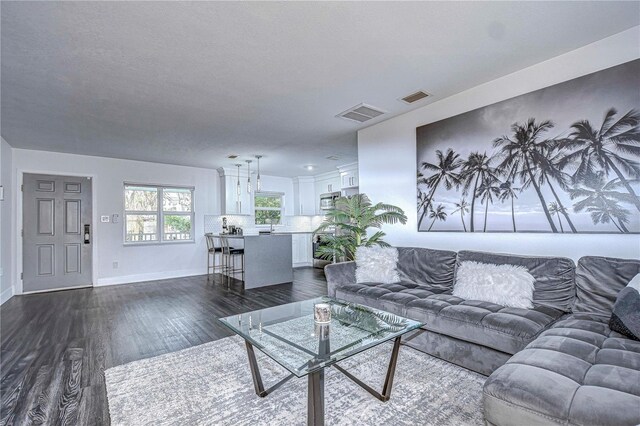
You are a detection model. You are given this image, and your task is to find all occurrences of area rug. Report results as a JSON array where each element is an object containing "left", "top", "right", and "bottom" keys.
[{"left": 105, "top": 335, "right": 485, "bottom": 425}]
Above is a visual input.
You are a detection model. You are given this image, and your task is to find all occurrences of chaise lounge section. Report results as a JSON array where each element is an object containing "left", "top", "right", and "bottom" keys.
[
  {"left": 325, "top": 248, "right": 640, "bottom": 425},
  {"left": 483, "top": 256, "right": 640, "bottom": 425}
]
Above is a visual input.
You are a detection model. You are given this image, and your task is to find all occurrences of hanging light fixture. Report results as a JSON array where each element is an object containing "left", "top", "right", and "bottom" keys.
[
  {"left": 245, "top": 160, "right": 253, "bottom": 193},
  {"left": 235, "top": 164, "right": 242, "bottom": 211},
  {"left": 255, "top": 155, "right": 262, "bottom": 192}
]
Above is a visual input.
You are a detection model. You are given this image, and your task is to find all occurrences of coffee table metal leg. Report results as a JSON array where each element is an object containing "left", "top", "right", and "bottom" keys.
[
  {"left": 245, "top": 340, "right": 267, "bottom": 397},
  {"left": 245, "top": 340, "right": 295, "bottom": 398},
  {"left": 307, "top": 369, "right": 325, "bottom": 426},
  {"left": 332, "top": 336, "right": 402, "bottom": 402}
]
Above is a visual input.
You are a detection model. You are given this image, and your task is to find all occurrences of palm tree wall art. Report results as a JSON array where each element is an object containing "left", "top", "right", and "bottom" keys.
[{"left": 416, "top": 59, "right": 639, "bottom": 233}]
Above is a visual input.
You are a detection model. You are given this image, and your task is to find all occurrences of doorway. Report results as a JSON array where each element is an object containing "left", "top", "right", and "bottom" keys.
[{"left": 22, "top": 173, "right": 93, "bottom": 293}]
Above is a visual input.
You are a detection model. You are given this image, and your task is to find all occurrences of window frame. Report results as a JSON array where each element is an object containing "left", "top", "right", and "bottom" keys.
[
  {"left": 123, "top": 183, "right": 195, "bottom": 245},
  {"left": 254, "top": 191, "right": 285, "bottom": 226}
]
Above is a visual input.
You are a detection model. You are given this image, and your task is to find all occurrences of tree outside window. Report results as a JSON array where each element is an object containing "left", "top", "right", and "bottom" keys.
[
  {"left": 124, "top": 184, "right": 194, "bottom": 243},
  {"left": 255, "top": 193, "right": 284, "bottom": 225}
]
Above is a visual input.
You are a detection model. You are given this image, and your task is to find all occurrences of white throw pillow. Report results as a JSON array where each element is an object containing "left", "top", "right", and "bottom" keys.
[
  {"left": 628, "top": 273, "right": 640, "bottom": 292},
  {"left": 453, "top": 261, "right": 535, "bottom": 309},
  {"left": 355, "top": 246, "right": 400, "bottom": 284}
]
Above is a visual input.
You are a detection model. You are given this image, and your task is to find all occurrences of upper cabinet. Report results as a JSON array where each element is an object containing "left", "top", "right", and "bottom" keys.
[
  {"left": 217, "top": 167, "right": 252, "bottom": 215},
  {"left": 293, "top": 177, "right": 316, "bottom": 216},
  {"left": 314, "top": 172, "right": 341, "bottom": 195},
  {"left": 339, "top": 163, "right": 359, "bottom": 190}
]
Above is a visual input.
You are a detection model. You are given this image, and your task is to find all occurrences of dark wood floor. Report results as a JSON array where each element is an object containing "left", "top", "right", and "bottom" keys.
[{"left": 0, "top": 268, "right": 328, "bottom": 425}]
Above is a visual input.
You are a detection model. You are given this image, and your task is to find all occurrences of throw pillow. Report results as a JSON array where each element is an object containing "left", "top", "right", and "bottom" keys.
[
  {"left": 627, "top": 273, "right": 640, "bottom": 292},
  {"left": 609, "top": 286, "right": 640, "bottom": 341},
  {"left": 355, "top": 246, "right": 400, "bottom": 284},
  {"left": 453, "top": 261, "right": 535, "bottom": 309}
]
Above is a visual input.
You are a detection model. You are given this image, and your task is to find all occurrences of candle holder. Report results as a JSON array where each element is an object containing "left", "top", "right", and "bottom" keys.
[{"left": 314, "top": 303, "right": 331, "bottom": 324}]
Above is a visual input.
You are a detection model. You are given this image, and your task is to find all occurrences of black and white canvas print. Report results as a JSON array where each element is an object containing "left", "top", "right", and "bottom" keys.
[{"left": 416, "top": 60, "right": 640, "bottom": 233}]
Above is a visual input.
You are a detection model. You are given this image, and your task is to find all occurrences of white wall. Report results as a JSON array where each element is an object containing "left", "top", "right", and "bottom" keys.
[
  {"left": 358, "top": 27, "right": 640, "bottom": 262},
  {"left": 11, "top": 149, "right": 220, "bottom": 290},
  {"left": 1, "top": 138, "right": 14, "bottom": 304}
]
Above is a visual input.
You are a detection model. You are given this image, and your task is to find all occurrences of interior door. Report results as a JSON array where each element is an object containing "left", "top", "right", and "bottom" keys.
[{"left": 23, "top": 173, "right": 93, "bottom": 292}]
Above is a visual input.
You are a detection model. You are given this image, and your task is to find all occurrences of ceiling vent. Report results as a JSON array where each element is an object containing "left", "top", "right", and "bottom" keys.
[
  {"left": 400, "top": 90, "right": 430, "bottom": 104},
  {"left": 326, "top": 155, "right": 340, "bottom": 161},
  {"left": 227, "top": 154, "right": 238, "bottom": 159},
  {"left": 337, "top": 103, "right": 385, "bottom": 123}
]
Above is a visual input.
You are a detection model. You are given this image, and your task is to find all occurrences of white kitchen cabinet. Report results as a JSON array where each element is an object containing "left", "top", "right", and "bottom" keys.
[
  {"left": 315, "top": 172, "right": 341, "bottom": 195},
  {"left": 218, "top": 167, "right": 252, "bottom": 215},
  {"left": 341, "top": 172, "right": 358, "bottom": 189},
  {"left": 293, "top": 177, "right": 316, "bottom": 216},
  {"left": 291, "top": 233, "right": 313, "bottom": 267},
  {"left": 339, "top": 163, "right": 359, "bottom": 189}
]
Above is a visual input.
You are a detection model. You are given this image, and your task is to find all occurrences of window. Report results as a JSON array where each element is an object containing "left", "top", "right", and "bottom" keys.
[
  {"left": 255, "top": 192, "right": 284, "bottom": 225},
  {"left": 124, "top": 184, "right": 194, "bottom": 244}
]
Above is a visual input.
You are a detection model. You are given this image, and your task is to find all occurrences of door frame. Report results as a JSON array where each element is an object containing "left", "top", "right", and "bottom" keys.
[{"left": 16, "top": 169, "right": 98, "bottom": 295}]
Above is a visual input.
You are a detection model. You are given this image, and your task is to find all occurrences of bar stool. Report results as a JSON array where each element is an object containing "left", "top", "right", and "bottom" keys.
[
  {"left": 220, "top": 235, "right": 245, "bottom": 281},
  {"left": 205, "top": 233, "right": 224, "bottom": 277}
]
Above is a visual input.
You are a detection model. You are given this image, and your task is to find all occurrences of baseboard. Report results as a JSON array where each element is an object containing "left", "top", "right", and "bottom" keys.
[
  {"left": 0, "top": 285, "right": 14, "bottom": 305},
  {"left": 95, "top": 268, "right": 205, "bottom": 287},
  {"left": 22, "top": 285, "right": 92, "bottom": 295},
  {"left": 293, "top": 262, "right": 313, "bottom": 268}
]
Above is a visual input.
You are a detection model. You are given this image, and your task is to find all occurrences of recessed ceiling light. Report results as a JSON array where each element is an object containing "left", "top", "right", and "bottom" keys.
[
  {"left": 326, "top": 155, "right": 340, "bottom": 161},
  {"left": 305, "top": 165, "right": 314, "bottom": 171}
]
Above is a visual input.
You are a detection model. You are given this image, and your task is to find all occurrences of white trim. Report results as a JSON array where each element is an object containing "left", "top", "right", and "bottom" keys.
[
  {"left": 16, "top": 169, "right": 98, "bottom": 295},
  {"left": 0, "top": 285, "right": 14, "bottom": 305},
  {"left": 95, "top": 268, "right": 204, "bottom": 287},
  {"left": 22, "top": 284, "right": 91, "bottom": 295}
]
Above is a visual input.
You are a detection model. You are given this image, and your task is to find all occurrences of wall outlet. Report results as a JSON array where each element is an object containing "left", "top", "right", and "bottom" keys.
[
  {"left": 112, "top": 261, "right": 118, "bottom": 269},
  {"left": 112, "top": 214, "right": 119, "bottom": 223},
  {"left": 101, "top": 215, "right": 110, "bottom": 223}
]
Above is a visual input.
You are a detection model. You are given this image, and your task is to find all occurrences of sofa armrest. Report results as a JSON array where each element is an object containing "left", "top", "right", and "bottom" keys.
[{"left": 324, "top": 261, "right": 356, "bottom": 297}]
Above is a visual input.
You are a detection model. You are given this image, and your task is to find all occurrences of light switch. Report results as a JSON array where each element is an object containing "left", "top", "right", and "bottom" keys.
[{"left": 101, "top": 215, "right": 110, "bottom": 223}]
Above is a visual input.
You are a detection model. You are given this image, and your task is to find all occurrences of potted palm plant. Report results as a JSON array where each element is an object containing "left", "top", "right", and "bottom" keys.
[{"left": 314, "top": 194, "right": 407, "bottom": 262}]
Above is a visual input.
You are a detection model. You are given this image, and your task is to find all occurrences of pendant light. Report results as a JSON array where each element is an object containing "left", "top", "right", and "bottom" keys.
[
  {"left": 245, "top": 160, "right": 253, "bottom": 193},
  {"left": 235, "top": 164, "right": 241, "bottom": 196},
  {"left": 235, "top": 164, "right": 242, "bottom": 212},
  {"left": 255, "top": 155, "right": 262, "bottom": 192}
]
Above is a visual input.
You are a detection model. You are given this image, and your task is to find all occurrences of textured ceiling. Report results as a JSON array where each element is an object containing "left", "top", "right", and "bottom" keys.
[{"left": 2, "top": 1, "right": 639, "bottom": 176}]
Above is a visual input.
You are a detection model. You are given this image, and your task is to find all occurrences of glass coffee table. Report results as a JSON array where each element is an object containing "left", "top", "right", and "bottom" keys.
[{"left": 218, "top": 297, "right": 424, "bottom": 425}]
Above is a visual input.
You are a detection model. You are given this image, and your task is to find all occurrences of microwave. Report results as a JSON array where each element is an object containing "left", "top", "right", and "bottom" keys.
[{"left": 319, "top": 192, "right": 341, "bottom": 210}]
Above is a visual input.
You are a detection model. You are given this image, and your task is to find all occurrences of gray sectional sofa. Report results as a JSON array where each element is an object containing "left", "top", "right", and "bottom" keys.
[{"left": 324, "top": 247, "right": 640, "bottom": 425}]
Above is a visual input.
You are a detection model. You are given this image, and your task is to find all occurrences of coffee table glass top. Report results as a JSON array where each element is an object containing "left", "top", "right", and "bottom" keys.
[{"left": 218, "top": 297, "right": 423, "bottom": 377}]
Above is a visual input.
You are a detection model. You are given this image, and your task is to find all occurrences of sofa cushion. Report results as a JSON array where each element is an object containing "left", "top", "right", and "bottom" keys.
[
  {"left": 396, "top": 247, "right": 457, "bottom": 293},
  {"left": 484, "top": 314, "right": 640, "bottom": 426},
  {"left": 405, "top": 295, "right": 563, "bottom": 354},
  {"left": 334, "top": 281, "right": 440, "bottom": 316},
  {"left": 457, "top": 250, "right": 575, "bottom": 312},
  {"left": 574, "top": 256, "right": 640, "bottom": 317}
]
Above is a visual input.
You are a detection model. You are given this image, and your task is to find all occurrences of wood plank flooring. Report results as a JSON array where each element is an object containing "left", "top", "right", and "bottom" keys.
[{"left": 0, "top": 268, "right": 328, "bottom": 425}]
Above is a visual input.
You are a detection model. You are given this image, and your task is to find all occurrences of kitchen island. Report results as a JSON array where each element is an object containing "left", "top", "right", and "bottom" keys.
[{"left": 217, "top": 233, "right": 293, "bottom": 289}]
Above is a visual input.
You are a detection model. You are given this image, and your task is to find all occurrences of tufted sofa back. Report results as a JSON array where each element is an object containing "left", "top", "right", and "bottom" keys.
[
  {"left": 396, "top": 247, "right": 457, "bottom": 293},
  {"left": 573, "top": 256, "right": 640, "bottom": 317}
]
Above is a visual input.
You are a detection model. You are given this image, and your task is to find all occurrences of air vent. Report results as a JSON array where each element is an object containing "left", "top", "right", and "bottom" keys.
[
  {"left": 337, "top": 103, "right": 385, "bottom": 123},
  {"left": 326, "top": 155, "right": 340, "bottom": 161},
  {"left": 227, "top": 154, "right": 238, "bottom": 159},
  {"left": 400, "top": 90, "right": 430, "bottom": 104}
]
